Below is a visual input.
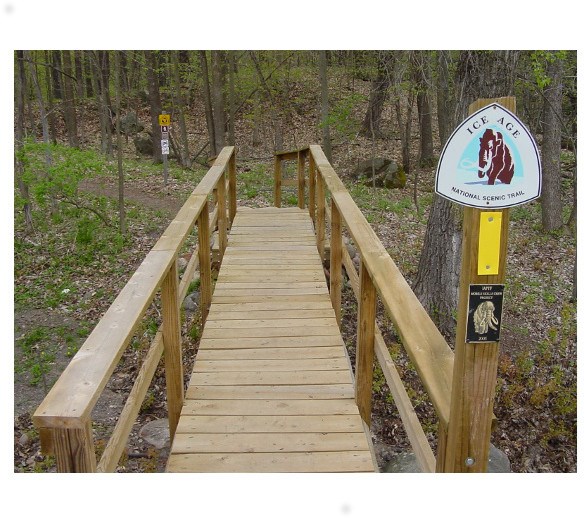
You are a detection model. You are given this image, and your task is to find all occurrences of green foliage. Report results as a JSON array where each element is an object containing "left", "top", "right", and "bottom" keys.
[
  {"left": 321, "top": 92, "right": 367, "bottom": 140},
  {"left": 19, "top": 140, "right": 105, "bottom": 209},
  {"left": 530, "top": 50, "right": 568, "bottom": 89}
]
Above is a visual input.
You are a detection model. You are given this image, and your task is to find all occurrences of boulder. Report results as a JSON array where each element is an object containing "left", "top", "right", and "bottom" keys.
[
  {"left": 183, "top": 291, "right": 200, "bottom": 312},
  {"left": 139, "top": 419, "right": 170, "bottom": 449},
  {"left": 381, "top": 444, "right": 512, "bottom": 473},
  {"left": 118, "top": 112, "right": 144, "bottom": 135},
  {"left": 351, "top": 157, "right": 405, "bottom": 189},
  {"left": 134, "top": 134, "right": 154, "bottom": 156}
]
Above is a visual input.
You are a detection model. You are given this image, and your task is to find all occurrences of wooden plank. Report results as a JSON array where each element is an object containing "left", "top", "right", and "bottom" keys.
[
  {"left": 202, "top": 326, "right": 340, "bottom": 339},
  {"left": 212, "top": 282, "right": 328, "bottom": 290},
  {"left": 212, "top": 295, "right": 331, "bottom": 304},
  {"left": 207, "top": 309, "right": 336, "bottom": 320},
  {"left": 191, "top": 370, "right": 353, "bottom": 386},
  {"left": 195, "top": 346, "right": 346, "bottom": 361},
  {"left": 204, "top": 317, "right": 338, "bottom": 329},
  {"left": 167, "top": 451, "right": 375, "bottom": 473},
  {"left": 216, "top": 275, "right": 324, "bottom": 283},
  {"left": 186, "top": 384, "right": 355, "bottom": 400},
  {"left": 212, "top": 288, "right": 329, "bottom": 297},
  {"left": 330, "top": 198, "right": 342, "bottom": 325},
  {"left": 181, "top": 399, "right": 359, "bottom": 416},
  {"left": 193, "top": 358, "right": 349, "bottom": 372},
  {"left": 170, "top": 432, "right": 369, "bottom": 454},
  {"left": 198, "top": 335, "right": 344, "bottom": 349},
  {"left": 176, "top": 414, "right": 365, "bottom": 434},
  {"left": 208, "top": 301, "right": 332, "bottom": 312}
]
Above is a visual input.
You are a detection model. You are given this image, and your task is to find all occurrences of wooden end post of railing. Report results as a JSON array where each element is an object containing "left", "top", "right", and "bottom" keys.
[
  {"left": 198, "top": 201, "right": 212, "bottom": 325},
  {"left": 161, "top": 259, "right": 183, "bottom": 440},
  {"left": 355, "top": 262, "right": 376, "bottom": 426},
  {"left": 52, "top": 419, "right": 97, "bottom": 472},
  {"left": 274, "top": 154, "right": 282, "bottom": 207},
  {"left": 228, "top": 150, "right": 237, "bottom": 226}
]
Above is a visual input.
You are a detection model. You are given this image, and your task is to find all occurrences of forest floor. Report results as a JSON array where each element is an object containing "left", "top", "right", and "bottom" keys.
[{"left": 13, "top": 78, "right": 577, "bottom": 473}]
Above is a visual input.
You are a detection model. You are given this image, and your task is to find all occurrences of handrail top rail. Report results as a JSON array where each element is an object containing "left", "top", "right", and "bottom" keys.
[
  {"left": 306, "top": 145, "right": 454, "bottom": 425},
  {"left": 274, "top": 146, "right": 310, "bottom": 160},
  {"left": 33, "top": 146, "right": 235, "bottom": 428}
]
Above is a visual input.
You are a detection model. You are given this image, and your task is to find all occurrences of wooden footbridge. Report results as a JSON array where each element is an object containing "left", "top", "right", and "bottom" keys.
[{"left": 33, "top": 145, "right": 493, "bottom": 473}]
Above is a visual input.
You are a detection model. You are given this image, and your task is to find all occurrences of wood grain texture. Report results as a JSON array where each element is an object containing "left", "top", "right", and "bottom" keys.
[{"left": 167, "top": 207, "right": 376, "bottom": 472}]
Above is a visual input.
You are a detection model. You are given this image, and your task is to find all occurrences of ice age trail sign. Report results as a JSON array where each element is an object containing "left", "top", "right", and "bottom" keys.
[{"left": 435, "top": 102, "right": 541, "bottom": 209}]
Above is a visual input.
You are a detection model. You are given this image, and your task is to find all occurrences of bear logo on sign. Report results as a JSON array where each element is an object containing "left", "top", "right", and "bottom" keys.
[{"left": 477, "top": 128, "right": 515, "bottom": 185}]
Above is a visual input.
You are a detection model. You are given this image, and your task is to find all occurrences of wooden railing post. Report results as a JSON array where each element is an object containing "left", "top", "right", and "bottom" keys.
[
  {"left": 308, "top": 151, "right": 315, "bottom": 221},
  {"left": 161, "top": 259, "right": 184, "bottom": 440},
  {"left": 228, "top": 149, "right": 237, "bottom": 226},
  {"left": 297, "top": 150, "right": 305, "bottom": 209},
  {"left": 355, "top": 262, "right": 376, "bottom": 426},
  {"left": 217, "top": 172, "right": 228, "bottom": 259},
  {"left": 274, "top": 155, "right": 282, "bottom": 207},
  {"left": 53, "top": 419, "right": 97, "bottom": 472},
  {"left": 315, "top": 170, "right": 326, "bottom": 260},
  {"left": 198, "top": 201, "right": 212, "bottom": 325},
  {"left": 330, "top": 199, "right": 342, "bottom": 325}
]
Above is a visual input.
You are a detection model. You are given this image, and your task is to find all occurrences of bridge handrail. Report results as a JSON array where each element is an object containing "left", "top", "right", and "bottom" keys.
[
  {"left": 33, "top": 146, "right": 236, "bottom": 472},
  {"left": 275, "top": 146, "right": 456, "bottom": 471}
]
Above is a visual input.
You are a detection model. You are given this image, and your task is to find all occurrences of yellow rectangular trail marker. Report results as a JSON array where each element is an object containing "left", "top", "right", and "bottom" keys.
[{"left": 477, "top": 211, "right": 502, "bottom": 275}]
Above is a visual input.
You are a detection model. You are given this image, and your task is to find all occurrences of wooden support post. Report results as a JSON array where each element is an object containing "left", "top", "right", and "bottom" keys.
[
  {"left": 437, "top": 96, "right": 514, "bottom": 473},
  {"left": 228, "top": 150, "right": 237, "bottom": 226},
  {"left": 161, "top": 259, "right": 184, "bottom": 441},
  {"left": 274, "top": 155, "right": 282, "bottom": 207},
  {"left": 308, "top": 151, "right": 315, "bottom": 221},
  {"left": 297, "top": 150, "right": 305, "bottom": 209},
  {"left": 198, "top": 202, "right": 212, "bottom": 325},
  {"left": 355, "top": 263, "right": 376, "bottom": 426},
  {"left": 53, "top": 419, "right": 97, "bottom": 472},
  {"left": 217, "top": 172, "right": 227, "bottom": 259},
  {"left": 315, "top": 169, "right": 326, "bottom": 261},
  {"left": 330, "top": 198, "right": 342, "bottom": 325}
]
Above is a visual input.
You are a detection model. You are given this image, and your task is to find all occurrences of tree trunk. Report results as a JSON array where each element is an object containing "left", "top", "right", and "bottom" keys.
[
  {"left": 84, "top": 51, "right": 93, "bottom": 97},
  {"left": 15, "top": 50, "right": 33, "bottom": 230},
  {"left": 198, "top": 51, "right": 216, "bottom": 157},
  {"left": 114, "top": 51, "right": 126, "bottom": 235},
  {"left": 74, "top": 50, "right": 84, "bottom": 98},
  {"left": 51, "top": 50, "right": 63, "bottom": 100},
  {"left": 361, "top": 51, "right": 392, "bottom": 138},
  {"left": 412, "top": 51, "right": 434, "bottom": 166},
  {"left": 414, "top": 50, "right": 520, "bottom": 337},
  {"left": 319, "top": 50, "right": 332, "bottom": 162},
  {"left": 211, "top": 50, "right": 226, "bottom": 152},
  {"left": 227, "top": 51, "right": 236, "bottom": 146},
  {"left": 145, "top": 50, "right": 163, "bottom": 163},
  {"left": 91, "top": 51, "right": 112, "bottom": 155},
  {"left": 61, "top": 50, "right": 79, "bottom": 147},
  {"left": 436, "top": 50, "right": 455, "bottom": 147},
  {"left": 171, "top": 50, "right": 191, "bottom": 167},
  {"left": 541, "top": 52, "right": 564, "bottom": 231},
  {"left": 44, "top": 51, "right": 58, "bottom": 144}
]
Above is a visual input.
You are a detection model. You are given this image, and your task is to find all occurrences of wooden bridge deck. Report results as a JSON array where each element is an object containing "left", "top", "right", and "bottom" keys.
[{"left": 166, "top": 206, "right": 377, "bottom": 472}]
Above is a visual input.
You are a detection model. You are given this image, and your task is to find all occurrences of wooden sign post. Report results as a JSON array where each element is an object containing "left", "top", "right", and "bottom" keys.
[
  {"left": 435, "top": 97, "right": 541, "bottom": 472},
  {"left": 159, "top": 112, "right": 170, "bottom": 185}
]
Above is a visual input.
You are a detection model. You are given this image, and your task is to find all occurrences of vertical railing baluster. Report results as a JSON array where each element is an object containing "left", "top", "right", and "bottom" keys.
[
  {"left": 198, "top": 202, "right": 212, "bottom": 325},
  {"left": 297, "top": 150, "right": 305, "bottom": 209},
  {"left": 228, "top": 149, "right": 237, "bottom": 226},
  {"left": 330, "top": 198, "right": 342, "bottom": 325},
  {"left": 217, "top": 172, "right": 227, "bottom": 259},
  {"left": 53, "top": 419, "right": 97, "bottom": 473},
  {"left": 161, "top": 259, "right": 184, "bottom": 441},
  {"left": 355, "top": 262, "right": 376, "bottom": 426},
  {"left": 316, "top": 170, "right": 326, "bottom": 261},
  {"left": 308, "top": 152, "right": 315, "bottom": 222},
  {"left": 274, "top": 154, "right": 282, "bottom": 207}
]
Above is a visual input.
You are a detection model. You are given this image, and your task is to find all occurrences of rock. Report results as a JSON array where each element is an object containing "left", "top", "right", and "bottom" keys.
[
  {"left": 139, "top": 419, "right": 170, "bottom": 449},
  {"left": 19, "top": 433, "right": 30, "bottom": 448},
  {"left": 381, "top": 444, "right": 512, "bottom": 473},
  {"left": 178, "top": 257, "right": 188, "bottom": 272},
  {"left": 352, "top": 252, "right": 360, "bottom": 272},
  {"left": 133, "top": 134, "right": 154, "bottom": 156},
  {"left": 118, "top": 112, "right": 144, "bottom": 135},
  {"left": 184, "top": 291, "right": 200, "bottom": 312},
  {"left": 343, "top": 236, "right": 357, "bottom": 259},
  {"left": 350, "top": 157, "right": 405, "bottom": 189}
]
